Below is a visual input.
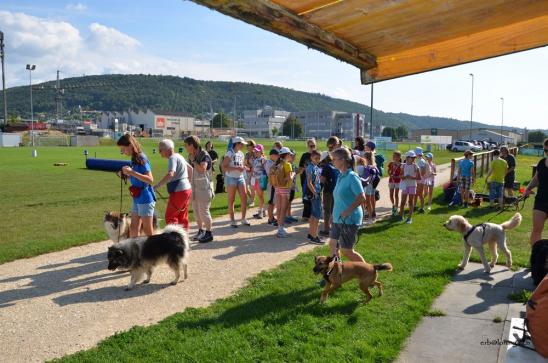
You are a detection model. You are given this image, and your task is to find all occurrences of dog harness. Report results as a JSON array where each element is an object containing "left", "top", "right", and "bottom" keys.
[
  {"left": 463, "top": 223, "right": 487, "bottom": 244},
  {"left": 323, "top": 257, "right": 342, "bottom": 283}
]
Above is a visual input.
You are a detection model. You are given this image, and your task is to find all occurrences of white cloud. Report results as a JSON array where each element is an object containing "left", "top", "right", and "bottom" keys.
[
  {"left": 86, "top": 23, "right": 140, "bottom": 52},
  {"left": 65, "top": 3, "right": 87, "bottom": 12}
]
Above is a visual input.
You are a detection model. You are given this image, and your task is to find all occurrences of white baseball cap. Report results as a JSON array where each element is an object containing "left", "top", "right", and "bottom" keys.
[
  {"left": 405, "top": 150, "right": 416, "bottom": 158},
  {"left": 279, "top": 147, "right": 294, "bottom": 155},
  {"left": 320, "top": 151, "right": 330, "bottom": 162},
  {"left": 231, "top": 136, "right": 247, "bottom": 145}
]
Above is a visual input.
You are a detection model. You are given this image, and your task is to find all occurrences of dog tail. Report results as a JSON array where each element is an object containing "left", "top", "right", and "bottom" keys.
[
  {"left": 162, "top": 224, "right": 190, "bottom": 252},
  {"left": 374, "top": 263, "right": 393, "bottom": 272},
  {"left": 500, "top": 213, "right": 522, "bottom": 230}
]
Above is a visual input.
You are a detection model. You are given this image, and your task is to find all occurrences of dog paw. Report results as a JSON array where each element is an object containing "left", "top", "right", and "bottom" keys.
[
  {"left": 457, "top": 265, "right": 465, "bottom": 271},
  {"left": 489, "top": 262, "right": 495, "bottom": 268},
  {"left": 484, "top": 269, "right": 492, "bottom": 274}
]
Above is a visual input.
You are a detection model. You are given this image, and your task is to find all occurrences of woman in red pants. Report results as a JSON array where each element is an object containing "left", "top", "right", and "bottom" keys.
[{"left": 154, "top": 139, "right": 193, "bottom": 229}]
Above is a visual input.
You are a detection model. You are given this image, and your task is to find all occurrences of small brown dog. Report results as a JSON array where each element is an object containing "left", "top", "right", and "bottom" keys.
[{"left": 313, "top": 256, "right": 393, "bottom": 304}]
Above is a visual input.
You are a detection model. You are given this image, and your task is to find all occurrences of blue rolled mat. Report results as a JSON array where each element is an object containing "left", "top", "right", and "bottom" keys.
[{"left": 86, "top": 158, "right": 131, "bottom": 172}]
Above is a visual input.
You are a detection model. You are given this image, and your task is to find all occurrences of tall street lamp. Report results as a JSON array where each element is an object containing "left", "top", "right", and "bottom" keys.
[
  {"left": 0, "top": 31, "right": 7, "bottom": 127},
  {"left": 26, "top": 64, "right": 36, "bottom": 148},
  {"left": 500, "top": 97, "right": 504, "bottom": 145},
  {"left": 469, "top": 73, "right": 474, "bottom": 141}
]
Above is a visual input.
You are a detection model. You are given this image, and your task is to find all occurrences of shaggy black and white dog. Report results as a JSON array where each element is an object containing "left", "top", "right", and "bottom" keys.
[{"left": 107, "top": 225, "right": 189, "bottom": 290}]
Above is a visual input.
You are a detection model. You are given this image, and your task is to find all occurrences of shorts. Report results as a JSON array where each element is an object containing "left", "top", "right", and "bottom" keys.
[
  {"left": 534, "top": 199, "right": 548, "bottom": 215},
  {"left": 329, "top": 223, "right": 359, "bottom": 249},
  {"left": 323, "top": 191, "right": 334, "bottom": 221},
  {"left": 504, "top": 174, "right": 515, "bottom": 189},
  {"left": 364, "top": 184, "right": 375, "bottom": 196},
  {"left": 131, "top": 201, "right": 155, "bottom": 217},
  {"left": 389, "top": 182, "right": 400, "bottom": 189},
  {"left": 489, "top": 182, "right": 503, "bottom": 200},
  {"left": 253, "top": 179, "right": 262, "bottom": 192},
  {"left": 417, "top": 179, "right": 427, "bottom": 185},
  {"left": 268, "top": 185, "right": 275, "bottom": 205},
  {"left": 426, "top": 177, "right": 435, "bottom": 186},
  {"left": 460, "top": 176, "right": 472, "bottom": 190},
  {"left": 225, "top": 175, "right": 245, "bottom": 187},
  {"left": 275, "top": 187, "right": 291, "bottom": 198},
  {"left": 401, "top": 185, "right": 416, "bottom": 195},
  {"left": 310, "top": 195, "right": 322, "bottom": 219}
]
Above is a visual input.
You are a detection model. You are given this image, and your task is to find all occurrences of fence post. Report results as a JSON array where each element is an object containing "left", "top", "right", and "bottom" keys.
[
  {"left": 450, "top": 158, "right": 455, "bottom": 182},
  {"left": 473, "top": 154, "right": 478, "bottom": 177}
]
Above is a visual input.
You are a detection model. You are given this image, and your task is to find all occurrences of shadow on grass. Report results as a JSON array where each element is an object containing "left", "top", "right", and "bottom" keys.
[{"left": 177, "top": 286, "right": 360, "bottom": 331}]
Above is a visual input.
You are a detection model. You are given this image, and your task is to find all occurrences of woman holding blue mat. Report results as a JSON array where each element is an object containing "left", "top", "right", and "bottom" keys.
[{"left": 117, "top": 134, "right": 155, "bottom": 237}]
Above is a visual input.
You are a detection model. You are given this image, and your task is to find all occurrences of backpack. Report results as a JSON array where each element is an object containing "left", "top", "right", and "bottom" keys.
[
  {"left": 375, "top": 154, "right": 385, "bottom": 177},
  {"left": 269, "top": 162, "right": 286, "bottom": 188},
  {"left": 526, "top": 276, "right": 548, "bottom": 357},
  {"left": 371, "top": 167, "right": 381, "bottom": 188}
]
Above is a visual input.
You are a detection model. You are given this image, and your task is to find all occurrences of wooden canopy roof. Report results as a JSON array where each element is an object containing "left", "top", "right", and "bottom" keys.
[{"left": 191, "top": 0, "right": 548, "bottom": 84}]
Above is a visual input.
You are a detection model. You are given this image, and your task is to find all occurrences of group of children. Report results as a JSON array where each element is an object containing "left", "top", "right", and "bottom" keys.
[{"left": 386, "top": 147, "right": 437, "bottom": 224}]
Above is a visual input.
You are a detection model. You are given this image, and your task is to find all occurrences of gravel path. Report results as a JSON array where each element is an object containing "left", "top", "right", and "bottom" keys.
[{"left": 0, "top": 163, "right": 451, "bottom": 362}]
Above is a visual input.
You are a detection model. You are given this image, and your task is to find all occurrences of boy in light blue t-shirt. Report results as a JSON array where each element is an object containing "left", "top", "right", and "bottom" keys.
[{"left": 457, "top": 150, "right": 476, "bottom": 208}]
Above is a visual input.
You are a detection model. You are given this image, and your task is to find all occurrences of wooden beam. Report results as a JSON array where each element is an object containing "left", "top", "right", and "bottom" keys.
[
  {"left": 361, "top": 15, "right": 548, "bottom": 84},
  {"left": 191, "top": 0, "right": 376, "bottom": 70}
]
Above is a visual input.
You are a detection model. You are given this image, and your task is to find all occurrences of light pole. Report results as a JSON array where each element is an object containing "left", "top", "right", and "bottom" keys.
[
  {"left": 469, "top": 73, "right": 474, "bottom": 141},
  {"left": 369, "top": 83, "right": 374, "bottom": 138},
  {"left": 26, "top": 64, "right": 36, "bottom": 148},
  {"left": 500, "top": 97, "right": 504, "bottom": 145},
  {"left": 0, "top": 31, "right": 7, "bottom": 127}
]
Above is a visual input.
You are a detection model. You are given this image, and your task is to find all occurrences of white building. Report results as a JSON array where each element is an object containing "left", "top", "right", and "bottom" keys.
[
  {"left": 242, "top": 107, "right": 291, "bottom": 138},
  {"left": 292, "top": 111, "right": 366, "bottom": 140},
  {"left": 100, "top": 109, "right": 210, "bottom": 138}
]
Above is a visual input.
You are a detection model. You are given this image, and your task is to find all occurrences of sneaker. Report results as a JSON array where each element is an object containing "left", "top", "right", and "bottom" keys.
[
  {"left": 398, "top": 215, "right": 405, "bottom": 223},
  {"left": 365, "top": 219, "right": 372, "bottom": 225},
  {"left": 230, "top": 220, "right": 238, "bottom": 228},
  {"left": 372, "top": 211, "right": 377, "bottom": 218},
  {"left": 463, "top": 203, "right": 468, "bottom": 209},
  {"left": 391, "top": 206, "right": 397, "bottom": 216},
  {"left": 284, "top": 216, "right": 293, "bottom": 224},
  {"left": 248, "top": 201, "right": 255, "bottom": 208},
  {"left": 241, "top": 219, "right": 251, "bottom": 226},
  {"left": 198, "top": 231, "right": 213, "bottom": 243},
  {"left": 307, "top": 234, "right": 313, "bottom": 240},
  {"left": 309, "top": 236, "right": 324, "bottom": 245},
  {"left": 418, "top": 208, "right": 425, "bottom": 214},
  {"left": 287, "top": 216, "right": 298, "bottom": 222},
  {"left": 319, "top": 230, "right": 330, "bottom": 237},
  {"left": 427, "top": 206, "right": 431, "bottom": 211},
  {"left": 267, "top": 218, "right": 277, "bottom": 225},
  {"left": 406, "top": 218, "right": 413, "bottom": 224},
  {"left": 277, "top": 228, "right": 289, "bottom": 238},
  {"left": 253, "top": 212, "right": 263, "bottom": 219},
  {"left": 273, "top": 221, "right": 279, "bottom": 227},
  {"left": 262, "top": 210, "right": 267, "bottom": 217},
  {"left": 371, "top": 217, "right": 376, "bottom": 223},
  {"left": 192, "top": 229, "right": 204, "bottom": 241}
]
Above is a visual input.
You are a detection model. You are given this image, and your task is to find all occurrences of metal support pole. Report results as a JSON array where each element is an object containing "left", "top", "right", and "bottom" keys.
[
  {"left": 0, "top": 31, "right": 7, "bottom": 127},
  {"left": 369, "top": 83, "right": 374, "bottom": 138},
  {"left": 469, "top": 73, "right": 474, "bottom": 141},
  {"left": 500, "top": 97, "right": 504, "bottom": 145}
]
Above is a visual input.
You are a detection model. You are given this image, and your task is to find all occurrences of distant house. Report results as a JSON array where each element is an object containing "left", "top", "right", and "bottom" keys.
[{"left": 99, "top": 109, "right": 210, "bottom": 138}]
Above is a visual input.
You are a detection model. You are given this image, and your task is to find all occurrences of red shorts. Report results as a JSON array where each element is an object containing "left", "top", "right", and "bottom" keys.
[{"left": 165, "top": 189, "right": 192, "bottom": 229}]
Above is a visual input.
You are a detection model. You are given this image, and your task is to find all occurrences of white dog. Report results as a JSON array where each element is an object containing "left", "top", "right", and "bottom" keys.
[{"left": 443, "top": 213, "right": 522, "bottom": 273}]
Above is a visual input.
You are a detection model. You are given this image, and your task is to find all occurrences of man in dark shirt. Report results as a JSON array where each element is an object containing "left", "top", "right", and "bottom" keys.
[
  {"left": 501, "top": 146, "right": 516, "bottom": 197},
  {"left": 298, "top": 138, "right": 317, "bottom": 220},
  {"left": 319, "top": 151, "right": 340, "bottom": 236}
]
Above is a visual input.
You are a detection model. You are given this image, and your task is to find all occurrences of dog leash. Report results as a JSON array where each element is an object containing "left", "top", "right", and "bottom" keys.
[
  {"left": 485, "top": 195, "right": 528, "bottom": 223},
  {"left": 117, "top": 170, "right": 127, "bottom": 243}
]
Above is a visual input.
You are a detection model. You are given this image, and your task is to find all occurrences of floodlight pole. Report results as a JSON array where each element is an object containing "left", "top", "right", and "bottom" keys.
[
  {"left": 26, "top": 64, "right": 36, "bottom": 146},
  {"left": 369, "top": 83, "right": 374, "bottom": 138},
  {"left": 0, "top": 31, "right": 7, "bottom": 127},
  {"left": 469, "top": 73, "right": 474, "bottom": 141},
  {"left": 500, "top": 97, "right": 504, "bottom": 145}
]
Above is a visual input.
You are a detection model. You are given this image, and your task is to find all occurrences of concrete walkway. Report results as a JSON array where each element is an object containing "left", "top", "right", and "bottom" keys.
[
  {"left": 396, "top": 263, "right": 538, "bottom": 363},
  {"left": 0, "top": 163, "right": 452, "bottom": 362}
]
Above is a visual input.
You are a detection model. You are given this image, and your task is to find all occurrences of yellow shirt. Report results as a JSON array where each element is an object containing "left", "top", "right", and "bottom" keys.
[
  {"left": 489, "top": 158, "right": 507, "bottom": 183},
  {"left": 280, "top": 161, "right": 293, "bottom": 189}
]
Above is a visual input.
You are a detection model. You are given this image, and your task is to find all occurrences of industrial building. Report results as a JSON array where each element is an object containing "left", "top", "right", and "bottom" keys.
[
  {"left": 242, "top": 107, "right": 291, "bottom": 138},
  {"left": 409, "top": 127, "right": 523, "bottom": 145},
  {"left": 292, "top": 111, "right": 366, "bottom": 140}
]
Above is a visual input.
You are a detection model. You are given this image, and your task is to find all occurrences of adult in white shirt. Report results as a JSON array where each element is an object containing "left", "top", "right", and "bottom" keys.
[{"left": 222, "top": 136, "right": 250, "bottom": 228}]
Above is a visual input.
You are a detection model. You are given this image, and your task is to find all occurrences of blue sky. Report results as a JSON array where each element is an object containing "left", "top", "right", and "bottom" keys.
[{"left": 1, "top": 0, "right": 547, "bottom": 129}]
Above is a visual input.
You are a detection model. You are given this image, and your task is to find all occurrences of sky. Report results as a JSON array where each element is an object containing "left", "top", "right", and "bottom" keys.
[{"left": 1, "top": 0, "right": 547, "bottom": 130}]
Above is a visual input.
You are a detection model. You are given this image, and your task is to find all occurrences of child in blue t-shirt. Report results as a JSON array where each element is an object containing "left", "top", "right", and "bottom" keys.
[
  {"left": 458, "top": 150, "right": 476, "bottom": 208},
  {"left": 306, "top": 150, "right": 323, "bottom": 244}
]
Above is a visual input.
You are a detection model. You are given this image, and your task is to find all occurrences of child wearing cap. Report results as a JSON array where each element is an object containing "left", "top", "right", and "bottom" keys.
[
  {"left": 424, "top": 153, "right": 437, "bottom": 210},
  {"left": 265, "top": 149, "right": 279, "bottom": 225},
  {"left": 222, "top": 136, "right": 250, "bottom": 227},
  {"left": 273, "top": 147, "right": 294, "bottom": 238},
  {"left": 251, "top": 144, "right": 267, "bottom": 219},
  {"left": 399, "top": 151, "right": 421, "bottom": 224},
  {"left": 415, "top": 147, "right": 428, "bottom": 213},
  {"left": 387, "top": 150, "right": 403, "bottom": 216}
]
